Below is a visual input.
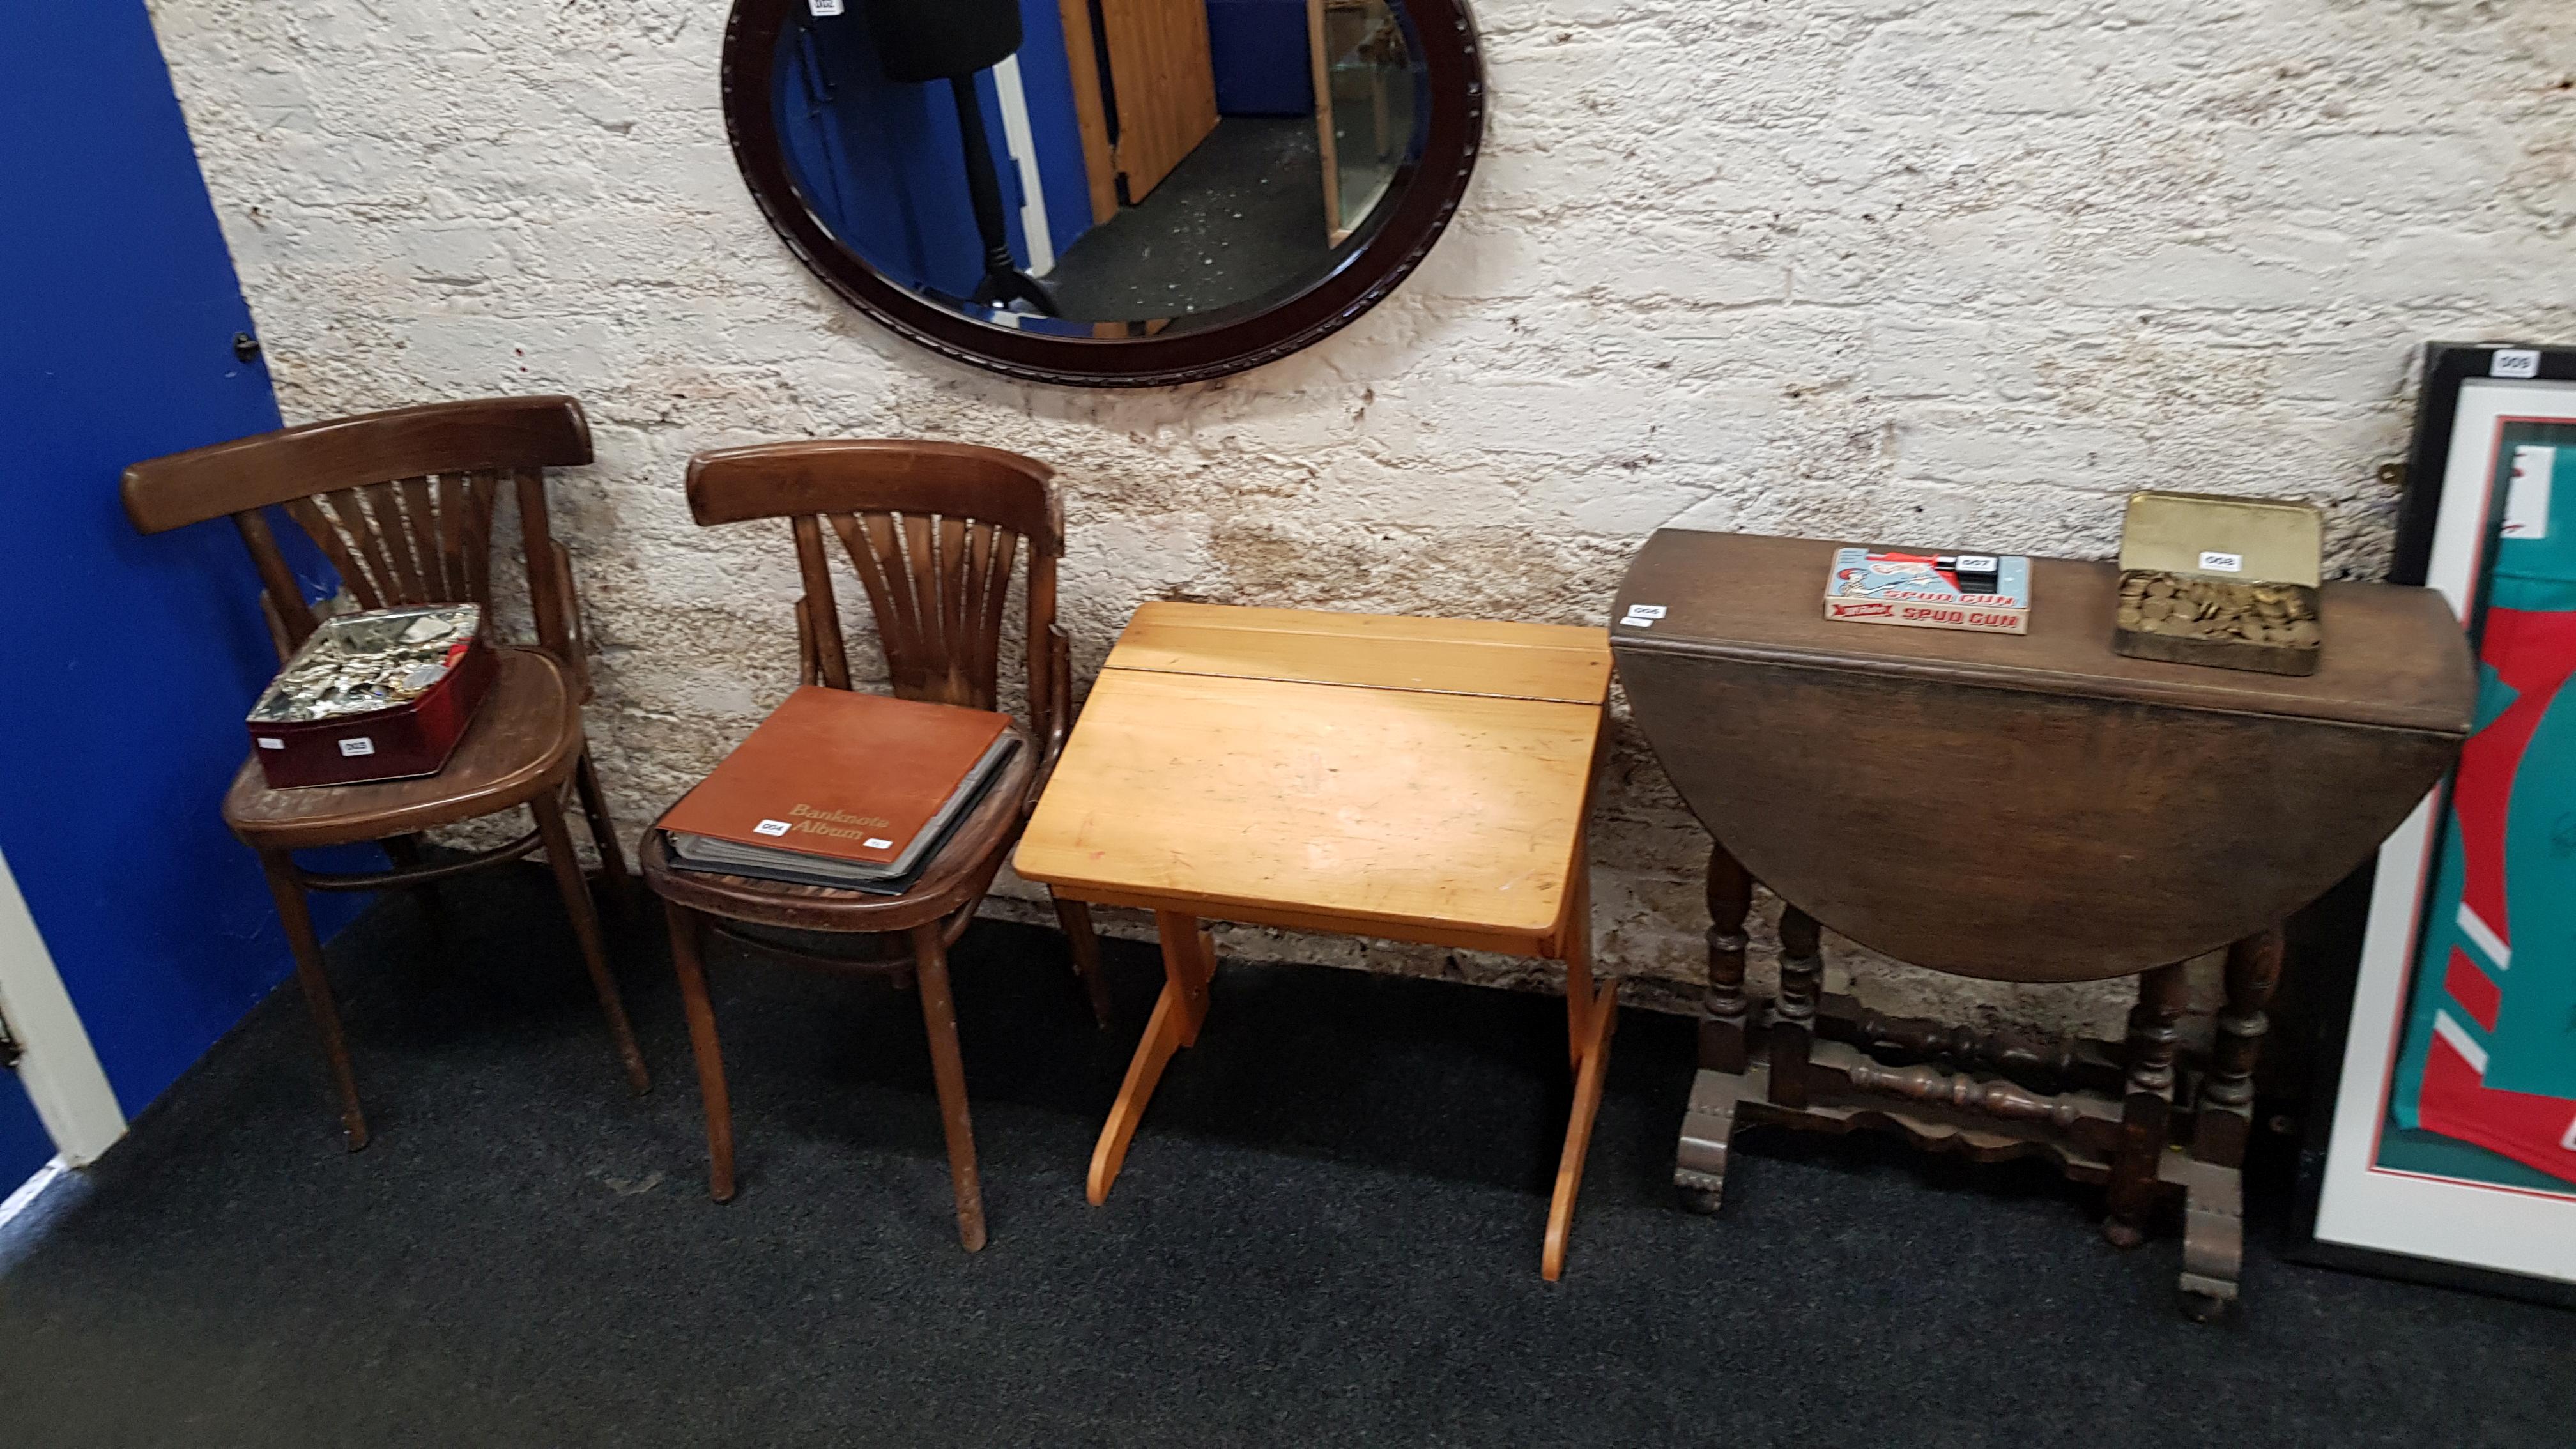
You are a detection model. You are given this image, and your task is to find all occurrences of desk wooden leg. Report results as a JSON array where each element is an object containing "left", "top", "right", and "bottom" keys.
[
  {"left": 1048, "top": 891, "right": 1114, "bottom": 1029},
  {"left": 1543, "top": 979, "right": 1620, "bottom": 1282},
  {"left": 1561, "top": 848, "right": 1595, "bottom": 1069},
  {"left": 1087, "top": 911, "right": 1216, "bottom": 1205}
]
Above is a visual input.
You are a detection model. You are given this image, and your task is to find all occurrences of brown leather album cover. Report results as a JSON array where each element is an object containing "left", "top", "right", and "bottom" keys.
[{"left": 660, "top": 686, "right": 1011, "bottom": 870}]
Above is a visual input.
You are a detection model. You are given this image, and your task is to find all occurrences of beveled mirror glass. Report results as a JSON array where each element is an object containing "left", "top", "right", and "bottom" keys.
[{"left": 722, "top": 0, "right": 1482, "bottom": 387}]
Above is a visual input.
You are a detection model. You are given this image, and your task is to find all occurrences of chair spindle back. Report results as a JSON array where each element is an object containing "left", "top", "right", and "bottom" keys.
[
  {"left": 684, "top": 440, "right": 1071, "bottom": 758},
  {"left": 121, "top": 397, "right": 597, "bottom": 692}
]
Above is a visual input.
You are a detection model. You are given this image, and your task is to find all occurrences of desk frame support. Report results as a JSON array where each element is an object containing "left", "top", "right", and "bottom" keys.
[
  {"left": 1087, "top": 911, "right": 1214, "bottom": 1206},
  {"left": 1080, "top": 874, "right": 1620, "bottom": 1282}
]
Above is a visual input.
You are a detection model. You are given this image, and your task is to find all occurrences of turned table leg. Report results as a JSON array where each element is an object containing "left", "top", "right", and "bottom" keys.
[
  {"left": 1678, "top": 843, "right": 1759, "bottom": 1213},
  {"left": 2104, "top": 960, "right": 2189, "bottom": 1248},
  {"left": 1701, "top": 841, "right": 1753, "bottom": 1075},
  {"left": 2193, "top": 926, "right": 2283, "bottom": 1169},
  {"left": 2171, "top": 925, "right": 2283, "bottom": 1320},
  {"left": 1769, "top": 905, "right": 1823, "bottom": 1111}
]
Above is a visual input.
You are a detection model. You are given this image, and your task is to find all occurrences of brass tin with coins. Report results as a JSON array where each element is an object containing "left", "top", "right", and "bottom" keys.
[{"left": 2112, "top": 491, "right": 2325, "bottom": 676}]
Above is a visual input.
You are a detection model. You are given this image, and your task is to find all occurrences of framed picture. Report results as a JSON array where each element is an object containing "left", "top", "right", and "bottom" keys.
[{"left": 2290, "top": 341, "right": 2576, "bottom": 1303}]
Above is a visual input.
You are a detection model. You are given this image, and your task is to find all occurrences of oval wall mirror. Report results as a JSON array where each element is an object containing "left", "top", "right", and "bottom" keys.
[{"left": 721, "top": 0, "right": 1483, "bottom": 387}]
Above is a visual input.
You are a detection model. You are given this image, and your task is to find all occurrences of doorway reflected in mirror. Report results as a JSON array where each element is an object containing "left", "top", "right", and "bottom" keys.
[{"left": 772, "top": 0, "right": 1429, "bottom": 328}]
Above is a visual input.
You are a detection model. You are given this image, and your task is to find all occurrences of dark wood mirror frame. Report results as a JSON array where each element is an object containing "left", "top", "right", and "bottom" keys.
[{"left": 719, "top": 0, "right": 1483, "bottom": 388}]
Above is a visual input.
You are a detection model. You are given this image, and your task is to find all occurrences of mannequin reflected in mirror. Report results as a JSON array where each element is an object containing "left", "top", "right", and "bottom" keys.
[{"left": 864, "top": 0, "right": 1059, "bottom": 315}]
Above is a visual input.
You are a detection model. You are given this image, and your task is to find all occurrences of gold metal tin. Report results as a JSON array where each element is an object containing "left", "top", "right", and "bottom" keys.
[{"left": 2117, "top": 491, "right": 2322, "bottom": 588}]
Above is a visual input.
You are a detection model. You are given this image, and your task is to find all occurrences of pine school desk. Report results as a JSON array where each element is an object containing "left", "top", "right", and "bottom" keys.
[{"left": 1015, "top": 603, "right": 1616, "bottom": 1279}]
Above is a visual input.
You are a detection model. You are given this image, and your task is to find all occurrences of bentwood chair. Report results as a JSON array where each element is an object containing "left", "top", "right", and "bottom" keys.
[
  {"left": 121, "top": 397, "right": 650, "bottom": 1149},
  {"left": 640, "top": 440, "right": 1110, "bottom": 1252}
]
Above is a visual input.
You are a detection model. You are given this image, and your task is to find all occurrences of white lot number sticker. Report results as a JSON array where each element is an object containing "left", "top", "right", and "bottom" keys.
[
  {"left": 257, "top": 737, "right": 285, "bottom": 751},
  {"left": 864, "top": 837, "right": 894, "bottom": 850},
  {"left": 2198, "top": 551, "right": 2243, "bottom": 574},
  {"left": 1622, "top": 603, "right": 1667, "bottom": 628},
  {"left": 2505, "top": 445, "right": 2555, "bottom": 540},
  {"left": 754, "top": 819, "right": 793, "bottom": 836},
  {"left": 808, "top": 0, "right": 844, "bottom": 13},
  {"left": 337, "top": 737, "right": 376, "bottom": 757},
  {"left": 2492, "top": 349, "right": 2541, "bottom": 379}
]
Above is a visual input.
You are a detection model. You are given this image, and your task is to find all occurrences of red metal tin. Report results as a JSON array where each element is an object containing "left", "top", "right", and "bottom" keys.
[{"left": 248, "top": 633, "right": 496, "bottom": 788}]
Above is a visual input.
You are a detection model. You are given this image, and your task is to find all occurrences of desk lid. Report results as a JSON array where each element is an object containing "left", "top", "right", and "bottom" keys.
[
  {"left": 1613, "top": 529, "right": 2473, "bottom": 736},
  {"left": 1106, "top": 602, "right": 1611, "bottom": 705}
]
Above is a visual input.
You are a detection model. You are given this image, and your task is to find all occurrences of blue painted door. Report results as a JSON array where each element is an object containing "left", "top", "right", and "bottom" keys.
[
  {"left": 0, "top": 1068, "right": 45, "bottom": 1191},
  {"left": 0, "top": 0, "right": 337, "bottom": 1175}
]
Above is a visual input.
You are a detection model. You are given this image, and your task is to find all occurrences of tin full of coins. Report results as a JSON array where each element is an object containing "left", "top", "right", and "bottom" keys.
[
  {"left": 2112, "top": 492, "right": 2326, "bottom": 676},
  {"left": 2113, "top": 571, "right": 2322, "bottom": 676},
  {"left": 245, "top": 603, "right": 498, "bottom": 787}
]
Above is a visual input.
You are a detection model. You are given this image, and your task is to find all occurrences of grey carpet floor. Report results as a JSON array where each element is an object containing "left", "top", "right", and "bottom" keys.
[{"left": 0, "top": 864, "right": 2566, "bottom": 1446}]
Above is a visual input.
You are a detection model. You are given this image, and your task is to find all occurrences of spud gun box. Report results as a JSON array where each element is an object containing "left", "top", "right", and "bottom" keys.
[{"left": 1823, "top": 548, "right": 2030, "bottom": 636}]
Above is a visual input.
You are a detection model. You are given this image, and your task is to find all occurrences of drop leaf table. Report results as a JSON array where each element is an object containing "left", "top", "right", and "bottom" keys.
[{"left": 1612, "top": 528, "right": 2474, "bottom": 1318}]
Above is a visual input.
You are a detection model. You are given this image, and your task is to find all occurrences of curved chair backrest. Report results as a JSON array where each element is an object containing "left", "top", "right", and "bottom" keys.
[
  {"left": 122, "top": 397, "right": 597, "bottom": 692},
  {"left": 684, "top": 440, "right": 1071, "bottom": 756}
]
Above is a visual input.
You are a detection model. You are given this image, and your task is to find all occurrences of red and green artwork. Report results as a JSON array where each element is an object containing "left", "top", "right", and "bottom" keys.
[{"left": 2388, "top": 423, "right": 2576, "bottom": 1192}]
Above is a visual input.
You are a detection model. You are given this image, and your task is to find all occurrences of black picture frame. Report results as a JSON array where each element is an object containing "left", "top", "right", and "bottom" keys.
[
  {"left": 2283, "top": 339, "right": 2576, "bottom": 1309},
  {"left": 719, "top": 0, "right": 1485, "bottom": 388}
]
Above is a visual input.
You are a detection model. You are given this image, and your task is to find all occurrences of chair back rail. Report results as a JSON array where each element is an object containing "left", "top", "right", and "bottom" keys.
[
  {"left": 121, "top": 398, "right": 595, "bottom": 693},
  {"left": 685, "top": 440, "right": 1070, "bottom": 757}
]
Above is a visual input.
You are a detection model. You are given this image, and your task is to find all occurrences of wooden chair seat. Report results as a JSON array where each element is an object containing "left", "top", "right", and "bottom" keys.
[
  {"left": 638, "top": 724, "right": 1035, "bottom": 940},
  {"left": 224, "top": 647, "right": 583, "bottom": 851}
]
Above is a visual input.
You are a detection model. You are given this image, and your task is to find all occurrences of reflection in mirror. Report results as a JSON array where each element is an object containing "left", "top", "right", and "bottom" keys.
[
  {"left": 772, "top": 0, "right": 1429, "bottom": 330},
  {"left": 1317, "top": 0, "right": 1413, "bottom": 243}
]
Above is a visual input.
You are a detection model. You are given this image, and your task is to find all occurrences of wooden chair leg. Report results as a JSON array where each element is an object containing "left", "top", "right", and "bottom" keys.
[
  {"left": 571, "top": 749, "right": 632, "bottom": 899},
  {"left": 910, "top": 922, "right": 988, "bottom": 1252},
  {"left": 258, "top": 851, "right": 369, "bottom": 1151},
  {"left": 532, "top": 790, "right": 650, "bottom": 1095},
  {"left": 380, "top": 832, "right": 430, "bottom": 874},
  {"left": 665, "top": 901, "right": 736, "bottom": 1202},
  {"left": 1050, "top": 890, "right": 1112, "bottom": 1027},
  {"left": 379, "top": 833, "right": 449, "bottom": 940}
]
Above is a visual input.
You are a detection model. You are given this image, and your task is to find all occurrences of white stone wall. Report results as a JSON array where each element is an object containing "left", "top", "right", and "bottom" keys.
[{"left": 149, "top": 0, "right": 2576, "bottom": 1034}]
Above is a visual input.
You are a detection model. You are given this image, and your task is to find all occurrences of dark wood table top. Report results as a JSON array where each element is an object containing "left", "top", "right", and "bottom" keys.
[
  {"left": 1613, "top": 529, "right": 2472, "bottom": 737},
  {"left": 1610, "top": 527, "right": 2476, "bottom": 979}
]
